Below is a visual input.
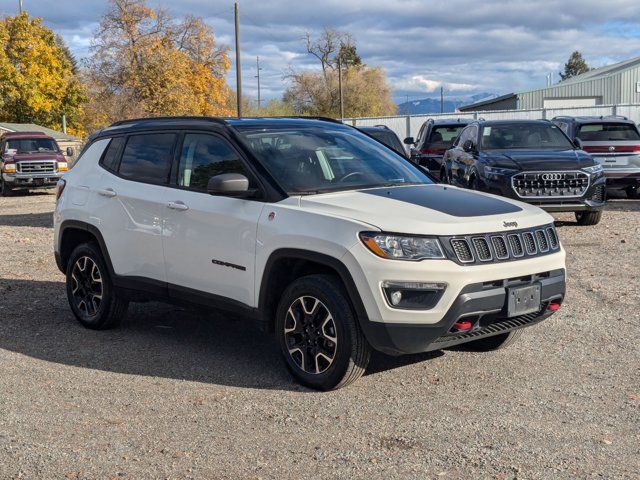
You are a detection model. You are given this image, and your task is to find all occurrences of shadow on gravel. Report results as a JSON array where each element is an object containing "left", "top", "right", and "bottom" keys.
[
  {"left": 0, "top": 211, "right": 53, "bottom": 228},
  {"left": 605, "top": 199, "right": 640, "bottom": 212},
  {"left": 0, "top": 278, "right": 438, "bottom": 391}
]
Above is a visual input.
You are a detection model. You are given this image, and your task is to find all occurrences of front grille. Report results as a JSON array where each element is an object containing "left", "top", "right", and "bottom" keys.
[
  {"left": 17, "top": 161, "right": 56, "bottom": 173},
  {"left": 450, "top": 239, "right": 473, "bottom": 263},
  {"left": 471, "top": 237, "right": 492, "bottom": 261},
  {"left": 443, "top": 224, "right": 560, "bottom": 265},
  {"left": 512, "top": 171, "right": 589, "bottom": 198}
]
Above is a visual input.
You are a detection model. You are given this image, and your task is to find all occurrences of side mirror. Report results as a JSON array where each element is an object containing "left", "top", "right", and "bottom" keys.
[
  {"left": 403, "top": 137, "right": 415, "bottom": 145},
  {"left": 207, "top": 173, "right": 251, "bottom": 196},
  {"left": 573, "top": 137, "right": 583, "bottom": 150},
  {"left": 462, "top": 139, "right": 476, "bottom": 153},
  {"left": 66, "top": 146, "right": 75, "bottom": 156}
]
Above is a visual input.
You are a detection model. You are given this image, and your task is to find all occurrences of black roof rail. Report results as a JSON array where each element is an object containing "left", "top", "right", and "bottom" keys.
[{"left": 109, "top": 116, "right": 228, "bottom": 127}]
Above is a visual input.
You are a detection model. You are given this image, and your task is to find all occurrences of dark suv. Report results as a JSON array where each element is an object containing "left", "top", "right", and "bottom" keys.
[
  {"left": 442, "top": 120, "right": 606, "bottom": 225},
  {"left": 357, "top": 125, "right": 407, "bottom": 158},
  {"left": 404, "top": 118, "right": 471, "bottom": 179},
  {"left": 552, "top": 116, "right": 640, "bottom": 198}
]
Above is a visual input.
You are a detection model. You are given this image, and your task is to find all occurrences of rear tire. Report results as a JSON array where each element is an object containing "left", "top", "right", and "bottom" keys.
[
  {"left": 66, "top": 242, "right": 128, "bottom": 330},
  {"left": 462, "top": 329, "right": 523, "bottom": 351},
  {"left": 275, "top": 274, "right": 371, "bottom": 390},
  {"left": 626, "top": 185, "right": 640, "bottom": 199},
  {"left": 575, "top": 210, "right": 602, "bottom": 226}
]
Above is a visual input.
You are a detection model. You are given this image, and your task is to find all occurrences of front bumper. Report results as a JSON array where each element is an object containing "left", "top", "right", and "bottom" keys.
[
  {"left": 2, "top": 172, "right": 62, "bottom": 189},
  {"left": 361, "top": 269, "right": 565, "bottom": 355},
  {"left": 480, "top": 173, "right": 606, "bottom": 213}
]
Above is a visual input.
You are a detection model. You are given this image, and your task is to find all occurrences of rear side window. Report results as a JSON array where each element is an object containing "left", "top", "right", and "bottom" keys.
[
  {"left": 177, "top": 133, "right": 250, "bottom": 191},
  {"left": 428, "top": 126, "right": 466, "bottom": 147},
  {"left": 100, "top": 137, "right": 125, "bottom": 171},
  {"left": 577, "top": 123, "right": 640, "bottom": 141},
  {"left": 119, "top": 133, "right": 177, "bottom": 184}
]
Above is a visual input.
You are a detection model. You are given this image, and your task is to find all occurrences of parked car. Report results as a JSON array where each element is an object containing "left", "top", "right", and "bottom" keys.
[
  {"left": 442, "top": 119, "right": 606, "bottom": 225},
  {"left": 552, "top": 115, "right": 640, "bottom": 198},
  {"left": 1, "top": 131, "right": 69, "bottom": 196},
  {"left": 357, "top": 125, "right": 408, "bottom": 158},
  {"left": 54, "top": 116, "right": 566, "bottom": 390},
  {"left": 404, "top": 118, "right": 471, "bottom": 179}
]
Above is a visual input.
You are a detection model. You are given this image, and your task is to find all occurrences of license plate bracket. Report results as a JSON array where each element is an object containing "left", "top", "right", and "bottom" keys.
[{"left": 507, "top": 284, "right": 541, "bottom": 317}]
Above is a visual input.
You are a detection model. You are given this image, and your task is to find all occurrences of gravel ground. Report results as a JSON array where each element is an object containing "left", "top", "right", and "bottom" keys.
[{"left": 0, "top": 191, "right": 638, "bottom": 479}]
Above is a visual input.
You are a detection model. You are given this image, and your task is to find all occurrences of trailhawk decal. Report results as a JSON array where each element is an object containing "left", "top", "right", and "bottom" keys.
[{"left": 362, "top": 185, "right": 523, "bottom": 217}]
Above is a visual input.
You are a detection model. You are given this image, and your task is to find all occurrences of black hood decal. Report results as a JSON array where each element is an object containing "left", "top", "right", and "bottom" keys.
[{"left": 362, "top": 185, "right": 522, "bottom": 217}]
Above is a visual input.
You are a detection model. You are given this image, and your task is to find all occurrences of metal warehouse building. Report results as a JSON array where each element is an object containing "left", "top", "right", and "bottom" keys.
[{"left": 461, "top": 56, "right": 640, "bottom": 111}]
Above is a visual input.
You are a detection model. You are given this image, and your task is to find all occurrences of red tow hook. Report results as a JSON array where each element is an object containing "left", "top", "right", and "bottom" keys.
[
  {"left": 452, "top": 320, "right": 473, "bottom": 332},
  {"left": 547, "top": 300, "right": 562, "bottom": 311}
]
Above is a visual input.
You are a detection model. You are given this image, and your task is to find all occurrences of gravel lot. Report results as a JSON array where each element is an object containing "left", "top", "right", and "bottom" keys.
[{"left": 0, "top": 191, "right": 638, "bottom": 479}]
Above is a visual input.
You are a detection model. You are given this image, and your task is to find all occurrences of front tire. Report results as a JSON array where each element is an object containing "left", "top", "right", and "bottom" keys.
[
  {"left": 575, "top": 210, "right": 602, "bottom": 226},
  {"left": 0, "top": 178, "right": 13, "bottom": 197},
  {"left": 66, "top": 243, "right": 128, "bottom": 330},
  {"left": 276, "top": 275, "right": 371, "bottom": 390},
  {"left": 626, "top": 185, "right": 640, "bottom": 199}
]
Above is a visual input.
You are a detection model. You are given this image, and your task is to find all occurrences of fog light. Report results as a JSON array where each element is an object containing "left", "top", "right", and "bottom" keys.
[
  {"left": 390, "top": 290, "right": 403, "bottom": 306},
  {"left": 382, "top": 281, "right": 447, "bottom": 310}
]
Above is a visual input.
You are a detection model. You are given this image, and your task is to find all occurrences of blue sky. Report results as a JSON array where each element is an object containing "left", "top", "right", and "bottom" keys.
[{"left": 4, "top": 0, "right": 640, "bottom": 104}]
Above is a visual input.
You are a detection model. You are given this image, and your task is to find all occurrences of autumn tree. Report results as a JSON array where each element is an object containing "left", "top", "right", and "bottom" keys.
[
  {"left": 0, "top": 13, "right": 85, "bottom": 134},
  {"left": 559, "top": 51, "right": 590, "bottom": 81},
  {"left": 84, "top": 0, "right": 232, "bottom": 131},
  {"left": 284, "top": 29, "right": 396, "bottom": 118}
]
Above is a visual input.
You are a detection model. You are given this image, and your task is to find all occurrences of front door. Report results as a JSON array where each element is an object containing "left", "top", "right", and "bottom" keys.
[{"left": 162, "top": 132, "right": 265, "bottom": 307}]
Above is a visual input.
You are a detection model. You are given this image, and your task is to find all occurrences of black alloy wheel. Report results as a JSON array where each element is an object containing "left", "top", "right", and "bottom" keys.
[
  {"left": 70, "top": 256, "right": 104, "bottom": 318},
  {"left": 284, "top": 296, "right": 338, "bottom": 375}
]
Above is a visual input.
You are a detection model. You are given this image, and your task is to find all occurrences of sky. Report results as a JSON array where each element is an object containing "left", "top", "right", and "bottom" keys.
[{"left": 4, "top": 0, "right": 640, "bottom": 105}]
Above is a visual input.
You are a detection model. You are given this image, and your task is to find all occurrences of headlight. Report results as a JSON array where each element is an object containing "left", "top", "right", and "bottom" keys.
[
  {"left": 484, "top": 166, "right": 518, "bottom": 177},
  {"left": 360, "top": 232, "right": 445, "bottom": 260},
  {"left": 3, "top": 163, "right": 16, "bottom": 173},
  {"left": 582, "top": 164, "right": 603, "bottom": 174},
  {"left": 58, "top": 161, "right": 69, "bottom": 172}
]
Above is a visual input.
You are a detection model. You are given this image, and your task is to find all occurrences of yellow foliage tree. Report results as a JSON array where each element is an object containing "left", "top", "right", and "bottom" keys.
[
  {"left": 0, "top": 13, "right": 85, "bottom": 135},
  {"left": 84, "top": 0, "right": 232, "bottom": 131}
]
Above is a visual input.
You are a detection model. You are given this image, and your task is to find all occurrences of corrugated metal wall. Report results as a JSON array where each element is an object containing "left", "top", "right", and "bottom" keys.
[{"left": 345, "top": 104, "right": 640, "bottom": 138}]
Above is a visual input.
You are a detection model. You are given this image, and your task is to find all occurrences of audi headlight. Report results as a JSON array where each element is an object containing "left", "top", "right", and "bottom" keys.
[
  {"left": 360, "top": 232, "right": 445, "bottom": 261},
  {"left": 484, "top": 166, "right": 518, "bottom": 177},
  {"left": 582, "top": 164, "right": 603, "bottom": 174}
]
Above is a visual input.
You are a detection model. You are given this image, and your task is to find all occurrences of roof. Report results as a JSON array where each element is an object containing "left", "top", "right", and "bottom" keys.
[
  {"left": 458, "top": 93, "right": 517, "bottom": 111},
  {"left": 428, "top": 118, "right": 472, "bottom": 125},
  {"left": 554, "top": 56, "right": 640, "bottom": 87},
  {"left": 1, "top": 131, "right": 52, "bottom": 138},
  {"left": 0, "top": 122, "right": 81, "bottom": 141},
  {"left": 551, "top": 115, "right": 634, "bottom": 125},
  {"left": 473, "top": 119, "right": 552, "bottom": 126}
]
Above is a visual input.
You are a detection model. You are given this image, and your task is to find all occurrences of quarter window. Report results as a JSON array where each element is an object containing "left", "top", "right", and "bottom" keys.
[
  {"left": 177, "top": 134, "right": 250, "bottom": 191},
  {"left": 101, "top": 137, "right": 125, "bottom": 172},
  {"left": 119, "top": 133, "right": 176, "bottom": 184}
]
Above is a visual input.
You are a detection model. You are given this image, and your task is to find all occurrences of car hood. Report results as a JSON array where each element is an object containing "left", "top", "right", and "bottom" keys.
[
  {"left": 10, "top": 152, "right": 63, "bottom": 162},
  {"left": 484, "top": 149, "right": 594, "bottom": 170},
  {"left": 298, "top": 184, "right": 553, "bottom": 236}
]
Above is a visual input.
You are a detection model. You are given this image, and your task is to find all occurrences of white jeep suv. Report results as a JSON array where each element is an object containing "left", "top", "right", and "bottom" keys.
[{"left": 54, "top": 117, "right": 566, "bottom": 390}]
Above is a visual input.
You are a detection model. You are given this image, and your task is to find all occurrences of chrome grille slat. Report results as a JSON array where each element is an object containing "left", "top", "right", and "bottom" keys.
[
  {"left": 491, "top": 236, "right": 509, "bottom": 260},
  {"left": 535, "top": 229, "right": 549, "bottom": 252},
  {"left": 17, "top": 161, "right": 56, "bottom": 173},
  {"left": 450, "top": 239, "right": 474, "bottom": 263},
  {"left": 471, "top": 237, "right": 492, "bottom": 262},
  {"left": 522, "top": 231, "right": 537, "bottom": 255}
]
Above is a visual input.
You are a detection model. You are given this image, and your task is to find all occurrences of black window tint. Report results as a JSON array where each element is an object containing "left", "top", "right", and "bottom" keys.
[
  {"left": 178, "top": 134, "right": 249, "bottom": 191},
  {"left": 101, "top": 137, "right": 124, "bottom": 171},
  {"left": 577, "top": 123, "right": 640, "bottom": 141},
  {"left": 119, "top": 133, "right": 176, "bottom": 184}
]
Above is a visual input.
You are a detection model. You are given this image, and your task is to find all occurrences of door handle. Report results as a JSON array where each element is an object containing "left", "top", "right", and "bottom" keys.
[
  {"left": 167, "top": 201, "right": 189, "bottom": 211},
  {"left": 97, "top": 188, "right": 117, "bottom": 198}
]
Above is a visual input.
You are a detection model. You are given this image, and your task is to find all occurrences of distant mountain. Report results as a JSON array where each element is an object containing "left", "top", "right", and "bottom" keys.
[{"left": 397, "top": 92, "right": 497, "bottom": 115}]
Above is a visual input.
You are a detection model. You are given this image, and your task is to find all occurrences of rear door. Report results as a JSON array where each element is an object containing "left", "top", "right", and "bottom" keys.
[
  {"left": 93, "top": 132, "right": 177, "bottom": 285},
  {"left": 162, "top": 132, "right": 265, "bottom": 307}
]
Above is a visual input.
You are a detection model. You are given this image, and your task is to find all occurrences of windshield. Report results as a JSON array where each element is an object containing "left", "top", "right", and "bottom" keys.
[
  {"left": 234, "top": 125, "right": 432, "bottom": 194},
  {"left": 577, "top": 123, "right": 640, "bottom": 141},
  {"left": 6, "top": 138, "right": 59, "bottom": 154},
  {"left": 480, "top": 123, "right": 574, "bottom": 150},
  {"left": 428, "top": 125, "right": 465, "bottom": 148},
  {"left": 363, "top": 130, "right": 406, "bottom": 157}
]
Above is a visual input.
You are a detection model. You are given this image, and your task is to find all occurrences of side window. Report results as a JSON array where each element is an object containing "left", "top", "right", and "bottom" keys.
[
  {"left": 119, "top": 133, "right": 176, "bottom": 184},
  {"left": 456, "top": 127, "right": 470, "bottom": 147},
  {"left": 100, "top": 137, "right": 125, "bottom": 172},
  {"left": 177, "top": 133, "right": 251, "bottom": 191},
  {"left": 468, "top": 127, "right": 479, "bottom": 146}
]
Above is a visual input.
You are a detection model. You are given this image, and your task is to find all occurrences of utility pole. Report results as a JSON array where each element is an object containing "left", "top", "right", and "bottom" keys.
[
  {"left": 338, "top": 56, "right": 344, "bottom": 120},
  {"left": 255, "top": 56, "right": 262, "bottom": 110},
  {"left": 19, "top": 0, "right": 23, "bottom": 13},
  {"left": 234, "top": 2, "right": 242, "bottom": 117},
  {"left": 440, "top": 86, "right": 444, "bottom": 114}
]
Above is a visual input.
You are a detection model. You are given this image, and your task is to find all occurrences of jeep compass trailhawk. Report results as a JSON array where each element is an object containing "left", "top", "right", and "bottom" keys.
[{"left": 54, "top": 117, "right": 566, "bottom": 390}]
